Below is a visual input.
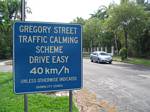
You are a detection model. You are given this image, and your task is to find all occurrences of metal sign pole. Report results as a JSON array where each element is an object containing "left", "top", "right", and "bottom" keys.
[
  {"left": 69, "top": 90, "right": 73, "bottom": 112},
  {"left": 21, "top": 0, "right": 25, "bottom": 21},
  {"left": 24, "top": 94, "right": 28, "bottom": 112},
  {"left": 21, "top": 0, "right": 28, "bottom": 112}
]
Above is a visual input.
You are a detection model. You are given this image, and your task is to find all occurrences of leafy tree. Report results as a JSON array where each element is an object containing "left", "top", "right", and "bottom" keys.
[
  {"left": 134, "top": 0, "right": 150, "bottom": 57},
  {"left": 136, "top": 0, "right": 145, "bottom": 4},
  {"left": 120, "top": 0, "right": 129, "bottom": 4},
  {"left": 144, "top": 3, "right": 150, "bottom": 11},
  {"left": 71, "top": 17, "right": 86, "bottom": 25},
  {"left": 71, "top": 1, "right": 150, "bottom": 58},
  {"left": 0, "top": 0, "right": 21, "bottom": 21},
  {"left": 90, "top": 6, "right": 109, "bottom": 20},
  {"left": 107, "top": 2, "right": 147, "bottom": 58},
  {"left": 119, "top": 47, "right": 127, "bottom": 60},
  {"left": 83, "top": 18, "right": 101, "bottom": 50},
  {"left": 0, "top": 0, "right": 31, "bottom": 59},
  {"left": 0, "top": 0, "right": 20, "bottom": 58}
]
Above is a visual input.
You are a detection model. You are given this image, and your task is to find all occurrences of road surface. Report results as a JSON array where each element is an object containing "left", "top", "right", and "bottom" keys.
[
  {"left": 0, "top": 65, "right": 12, "bottom": 72},
  {"left": 83, "top": 59, "right": 150, "bottom": 112}
]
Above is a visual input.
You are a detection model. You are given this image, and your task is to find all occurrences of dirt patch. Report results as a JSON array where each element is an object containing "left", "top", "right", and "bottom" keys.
[
  {"left": 74, "top": 89, "right": 117, "bottom": 112},
  {"left": 43, "top": 91, "right": 69, "bottom": 97}
]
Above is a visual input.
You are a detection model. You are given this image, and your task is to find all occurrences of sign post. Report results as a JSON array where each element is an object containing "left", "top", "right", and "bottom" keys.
[
  {"left": 69, "top": 90, "right": 73, "bottom": 112},
  {"left": 13, "top": 21, "right": 82, "bottom": 111},
  {"left": 21, "top": 0, "right": 28, "bottom": 112}
]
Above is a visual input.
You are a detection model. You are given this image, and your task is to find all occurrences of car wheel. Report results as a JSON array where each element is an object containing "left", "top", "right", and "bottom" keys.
[
  {"left": 109, "top": 61, "right": 112, "bottom": 64},
  {"left": 91, "top": 58, "right": 93, "bottom": 62},
  {"left": 97, "top": 59, "right": 100, "bottom": 63}
]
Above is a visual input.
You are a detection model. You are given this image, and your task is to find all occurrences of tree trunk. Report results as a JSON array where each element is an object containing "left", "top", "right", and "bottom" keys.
[
  {"left": 124, "top": 29, "right": 128, "bottom": 58},
  {"left": 114, "top": 32, "right": 119, "bottom": 55},
  {"left": 90, "top": 40, "right": 93, "bottom": 52}
]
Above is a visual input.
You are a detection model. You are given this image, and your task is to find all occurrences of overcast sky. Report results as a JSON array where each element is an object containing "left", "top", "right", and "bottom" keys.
[{"left": 26, "top": 0, "right": 120, "bottom": 22}]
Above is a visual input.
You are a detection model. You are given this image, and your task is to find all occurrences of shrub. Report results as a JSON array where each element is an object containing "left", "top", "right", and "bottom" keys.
[{"left": 119, "top": 48, "right": 127, "bottom": 60}]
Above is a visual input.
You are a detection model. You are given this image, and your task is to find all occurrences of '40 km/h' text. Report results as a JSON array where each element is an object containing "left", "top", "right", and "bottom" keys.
[{"left": 30, "top": 66, "right": 69, "bottom": 75}]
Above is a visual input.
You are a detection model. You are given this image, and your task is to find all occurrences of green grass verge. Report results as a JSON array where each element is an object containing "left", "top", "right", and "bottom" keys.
[
  {"left": 113, "top": 56, "right": 150, "bottom": 67},
  {"left": 83, "top": 52, "right": 90, "bottom": 58},
  {"left": 112, "top": 56, "right": 122, "bottom": 62},
  {"left": 0, "top": 72, "right": 79, "bottom": 112}
]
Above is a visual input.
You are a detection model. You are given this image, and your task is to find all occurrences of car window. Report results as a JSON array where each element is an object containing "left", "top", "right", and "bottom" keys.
[
  {"left": 100, "top": 53, "right": 108, "bottom": 55},
  {"left": 93, "top": 53, "right": 97, "bottom": 55}
]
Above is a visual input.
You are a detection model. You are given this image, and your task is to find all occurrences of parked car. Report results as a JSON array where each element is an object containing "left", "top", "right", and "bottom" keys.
[{"left": 90, "top": 51, "right": 112, "bottom": 64}]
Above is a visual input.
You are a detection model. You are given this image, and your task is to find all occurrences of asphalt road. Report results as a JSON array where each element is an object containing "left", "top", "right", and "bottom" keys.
[{"left": 83, "top": 59, "right": 150, "bottom": 112}]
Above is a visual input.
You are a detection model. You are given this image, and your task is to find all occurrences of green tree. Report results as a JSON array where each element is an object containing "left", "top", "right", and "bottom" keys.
[
  {"left": 0, "top": 0, "right": 31, "bottom": 59},
  {"left": 107, "top": 2, "right": 147, "bottom": 58},
  {"left": 136, "top": 0, "right": 145, "bottom": 4},
  {"left": 90, "top": 6, "right": 109, "bottom": 20},
  {"left": 83, "top": 18, "right": 102, "bottom": 50},
  {"left": 71, "top": 17, "right": 86, "bottom": 25},
  {"left": 0, "top": 0, "right": 21, "bottom": 59},
  {"left": 120, "top": 0, "right": 129, "bottom": 4}
]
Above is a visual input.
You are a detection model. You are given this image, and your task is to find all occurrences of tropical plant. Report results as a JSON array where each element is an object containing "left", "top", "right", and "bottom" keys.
[
  {"left": 90, "top": 6, "right": 109, "bottom": 20},
  {"left": 107, "top": 1, "right": 147, "bottom": 58},
  {"left": 119, "top": 47, "right": 127, "bottom": 60},
  {"left": 0, "top": 0, "right": 31, "bottom": 59}
]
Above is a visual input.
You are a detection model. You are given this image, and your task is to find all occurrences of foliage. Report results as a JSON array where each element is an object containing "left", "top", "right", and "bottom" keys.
[
  {"left": 90, "top": 5, "right": 109, "bottom": 20},
  {"left": 0, "top": 0, "right": 21, "bottom": 59},
  {"left": 83, "top": 18, "right": 101, "bottom": 49},
  {"left": 120, "top": 0, "right": 129, "bottom": 4},
  {"left": 72, "top": 17, "right": 86, "bottom": 25},
  {"left": 0, "top": 72, "right": 79, "bottom": 112},
  {"left": 0, "top": 20, "right": 12, "bottom": 59},
  {"left": 136, "top": 0, "right": 145, "bottom": 5},
  {"left": 72, "top": 16, "right": 114, "bottom": 52},
  {"left": 107, "top": 1, "right": 148, "bottom": 57},
  {"left": 0, "top": 0, "right": 31, "bottom": 59},
  {"left": 119, "top": 47, "right": 127, "bottom": 60},
  {"left": 72, "top": 1, "right": 150, "bottom": 58}
]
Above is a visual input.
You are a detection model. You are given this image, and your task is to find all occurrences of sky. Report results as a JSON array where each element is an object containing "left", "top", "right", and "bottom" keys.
[{"left": 26, "top": 0, "right": 120, "bottom": 23}]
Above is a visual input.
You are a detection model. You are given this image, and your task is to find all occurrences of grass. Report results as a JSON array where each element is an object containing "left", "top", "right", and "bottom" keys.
[
  {"left": 0, "top": 72, "right": 79, "bottom": 112},
  {"left": 112, "top": 56, "right": 122, "bottom": 62},
  {"left": 113, "top": 56, "right": 150, "bottom": 67},
  {"left": 83, "top": 52, "right": 90, "bottom": 58}
]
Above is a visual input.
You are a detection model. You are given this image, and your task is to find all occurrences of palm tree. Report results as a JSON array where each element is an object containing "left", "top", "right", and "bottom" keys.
[
  {"left": 0, "top": 0, "right": 21, "bottom": 22},
  {"left": 90, "top": 6, "right": 109, "bottom": 20},
  {"left": 120, "top": 0, "right": 129, "bottom": 4}
]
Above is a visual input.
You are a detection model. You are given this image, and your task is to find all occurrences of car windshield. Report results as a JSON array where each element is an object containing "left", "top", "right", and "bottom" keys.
[{"left": 99, "top": 53, "right": 108, "bottom": 55}]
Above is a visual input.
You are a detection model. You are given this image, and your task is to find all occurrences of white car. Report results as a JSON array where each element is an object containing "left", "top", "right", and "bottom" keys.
[{"left": 90, "top": 51, "right": 112, "bottom": 64}]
